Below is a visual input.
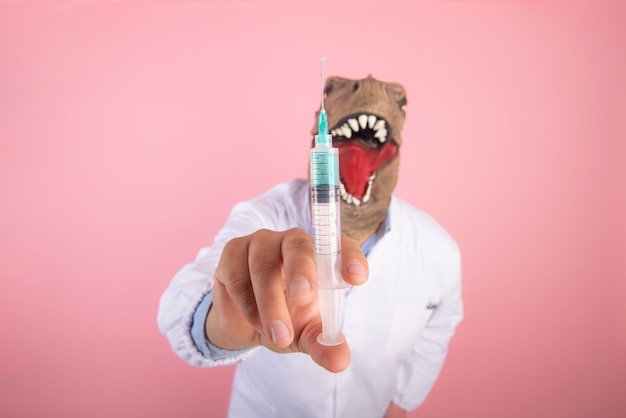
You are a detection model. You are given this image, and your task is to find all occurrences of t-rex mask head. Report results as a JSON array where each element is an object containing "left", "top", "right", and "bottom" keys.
[{"left": 311, "top": 75, "right": 407, "bottom": 242}]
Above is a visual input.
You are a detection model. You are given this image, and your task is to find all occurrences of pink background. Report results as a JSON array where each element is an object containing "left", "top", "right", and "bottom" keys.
[{"left": 1, "top": 1, "right": 624, "bottom": 417}]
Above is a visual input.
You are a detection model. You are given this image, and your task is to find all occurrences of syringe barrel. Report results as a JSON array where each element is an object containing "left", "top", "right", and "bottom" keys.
[
  {"left": 310, "top": 141, "right": 349, "bottom": 346},
  {"left": 310, "top": 144, "right": 350, "bottom": 290},
  {"left": 318, "top": 288, "right": 341, "bottom": 341}
]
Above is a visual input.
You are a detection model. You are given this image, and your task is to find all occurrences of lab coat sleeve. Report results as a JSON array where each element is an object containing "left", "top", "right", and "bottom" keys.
[
  {"left": 392, "top": 242, "right": 464, "bottom": 411},
  {"left": 157, "top": 198, "right": 279, "bottom": 367}
]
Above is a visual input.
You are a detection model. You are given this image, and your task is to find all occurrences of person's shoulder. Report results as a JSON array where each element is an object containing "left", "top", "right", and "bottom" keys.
[
  {"left": 390, "top": 196, "right": 460, "bottom": 258},
  {"left": 231, "top": 179, "right": 308, "bottom": 227},
  {"left": 252, "top": 179, "right": 308, "bottom": 205},
  {"left": 265, "top": 179, "right": 308, "bottom": 197}
]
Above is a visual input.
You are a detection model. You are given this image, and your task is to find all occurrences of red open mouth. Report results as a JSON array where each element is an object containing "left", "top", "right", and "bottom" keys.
[{"left": 331, "top": 113, "right": 399, "bottom": 206}]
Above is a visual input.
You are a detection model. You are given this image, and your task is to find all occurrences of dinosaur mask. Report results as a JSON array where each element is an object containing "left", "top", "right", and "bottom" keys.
[{"left": 311, "top": 75, "right": 407, "bottom": 242}]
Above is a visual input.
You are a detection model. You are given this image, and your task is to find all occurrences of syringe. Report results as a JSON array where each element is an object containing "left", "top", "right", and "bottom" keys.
[{"left": 310, "top": 57, "right": 350, "bottom": 346}]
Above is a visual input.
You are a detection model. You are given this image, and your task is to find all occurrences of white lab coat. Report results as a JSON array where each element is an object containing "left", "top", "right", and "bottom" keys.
[{"left": 158, "top": 179, "right": 463, "bottom": 418}]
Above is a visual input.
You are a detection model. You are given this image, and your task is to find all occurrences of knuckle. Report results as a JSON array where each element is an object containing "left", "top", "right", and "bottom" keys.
[
  {"left": 226, "top": 269, "right": 252, "bottom": 292},
  {"left": 255, "top": 294, "right": 281, "bottom": 313},
  {"left": 253, "top": 228, "right": 273, "bottom": 240},
  {"left": 283, "top": 228, "right": 313, "bottom": 251},
  {"left": 219, "top": 273, "right": 260, "bottom": 326},
  {"left": 248, "top": 252, "right": 278, "bottom": 279},
  {"left": 221, "top": 236, "right": 247, "bottom": 259},
  {"left": 225, "top": 283, "right": 259, "bottom": 322},
  {"left": 248, "top": 229, "right": 282, "bottom": 279}
]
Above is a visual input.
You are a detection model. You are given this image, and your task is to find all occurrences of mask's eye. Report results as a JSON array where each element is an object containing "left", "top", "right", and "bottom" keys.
[
  {"left": 398, "top": 97, "right": 407, "bottom": 115},
  {"left": 324, "top": 77, "right": 350, "bottom": 99}
]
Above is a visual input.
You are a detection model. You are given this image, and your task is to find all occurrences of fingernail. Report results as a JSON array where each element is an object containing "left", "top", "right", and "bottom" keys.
[
  {"left": 347, "top": 261, "right": 366, "bottom": 277},
  {"left": 289, "top": 276, "right": 311, "bottom": 296},
  {"left": 270, "top": 321, "right": 290, "bottom": 344}
]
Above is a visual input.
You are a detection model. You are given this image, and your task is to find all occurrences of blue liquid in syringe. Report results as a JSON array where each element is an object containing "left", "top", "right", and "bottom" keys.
[{"left": 310, "top": 137, "right": 344, "bottom": 289}]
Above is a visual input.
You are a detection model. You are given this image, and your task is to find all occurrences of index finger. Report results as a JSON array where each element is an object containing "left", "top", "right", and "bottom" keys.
[
  {"left": 281, "top": 228, "right": 317, "bottom": 305},
  {"left": 340, "top": 234, "right": 369, "bottom": 286},
  {"left": 247, "top": 230, "right": 294, "bottom": 349}
]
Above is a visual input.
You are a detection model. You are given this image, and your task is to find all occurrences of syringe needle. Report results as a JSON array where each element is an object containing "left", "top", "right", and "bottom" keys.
[
  {"left": 320, "top": 56, "right": 327, "bottom": 111},
  {"left": 318, "top": 56, "right": 329, "bottom": 141}
]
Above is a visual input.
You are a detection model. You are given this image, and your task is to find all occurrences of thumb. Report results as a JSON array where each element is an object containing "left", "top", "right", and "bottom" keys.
[{"left": 297, "top": 323, "right": 351, "bottom": 373}]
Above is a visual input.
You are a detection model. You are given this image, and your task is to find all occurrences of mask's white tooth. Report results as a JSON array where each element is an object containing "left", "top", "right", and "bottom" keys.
[
  {"left": 348, "top": 118, "right": 359, "bottom": 132},
  {"left": 363, "top": 189, "right": 370, "bottom": 203},
  {"left": 358, "top": 114, "right": 368, "bottom": 129},
  {"left": 340, "top": 179, "right": 369, "bottom": 206},
  {"left": 368, "top": 115, "right": 376, "bottom": 129},
  {"left": 363, "top": 174, "right": 375, "bottom": 203},
  {"left": 341, "top": 124, "right": 352, "bottom": 139},
  {"left": 331, "top": 129, "right": 337, "bottom": 136},
  {"left": 374, "top": 128, "right": 387, "bottom": 139},
  {"left": 373, "top": 119, "right": 385, "bottom": 131}
]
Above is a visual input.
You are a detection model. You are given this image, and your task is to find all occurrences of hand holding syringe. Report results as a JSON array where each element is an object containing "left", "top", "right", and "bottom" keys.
[{"left": 204, "top": 57, "right": 368, "bottom": 372}]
